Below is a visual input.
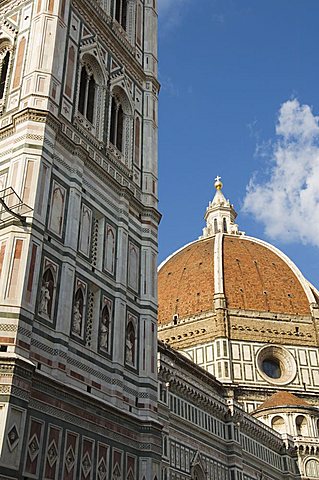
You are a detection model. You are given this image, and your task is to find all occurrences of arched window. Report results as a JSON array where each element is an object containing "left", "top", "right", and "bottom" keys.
[
  {"left": 0, "top": 50, "right": 10, "bottom": 100},
  {"left": 271, "top": 415, "right": 286, "bottom": 434},
  {"left": 125, "top": 321, "right": 135, "bottom": 365},
  {"left": 223, "top": 217, "right": 227, "bottom": 233},
  {"left": 110, "top": 96, "right": 124, "bottom": 152},
  {"left": 114, "top": 0, "right": 127, "bottom": 29},
  {"left": 213, "top": 218, "right": 218, "bottom": 234},
  {"left": 0, "top": 40, "right": 12, "bottom": 108},
  {"left": 296, "top": 415, "right": 309, "bottom": 436},
  {"left": 78, "top": 65, "right": 96, "bottom": 123},
  {"left": 305, "top": 459, "right": 319, "bottom": 478},
  {"left": 108, "top": 85, "right": 133, "bottom": 164},
  {"left": 39, "top": 268, "right": 55, "bottom": 318},
  {"left": 192, "top": 465, "right": 205, "bottom": 480}
]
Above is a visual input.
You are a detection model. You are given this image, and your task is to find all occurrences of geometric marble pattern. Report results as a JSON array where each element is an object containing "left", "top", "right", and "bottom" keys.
[
  {"left": 7, "top": 424, "right": 19, "bottom": 452},
  {"left": 97, "top": 457, "right": 107, "bottom": 480},
  {"left": 65, "top": 445, "right": 75, "bottom": 473},
  {"left": 47, "top": 440, "right": 58, "bottom": 468},
  {"left": 28, "top": 433, "right": 40, "bottom": 462}
]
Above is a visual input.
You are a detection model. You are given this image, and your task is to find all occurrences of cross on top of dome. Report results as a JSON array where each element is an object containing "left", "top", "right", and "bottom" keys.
[
  {"left": 214, "top": 175, "right": 223, "bottom": 190},
  {"left": 201, "top": 177, "right": 241, "bottom": 238}
]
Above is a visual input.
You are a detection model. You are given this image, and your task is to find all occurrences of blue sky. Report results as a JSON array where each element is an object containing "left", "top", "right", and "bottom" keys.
[{"left": 157, "top": 0, "right": 319, "bottom": 289}]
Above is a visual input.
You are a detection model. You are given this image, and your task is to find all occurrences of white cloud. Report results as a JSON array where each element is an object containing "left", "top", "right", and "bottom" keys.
[{"left": 243, "top": 99, "right": 319, "bottom": 247}]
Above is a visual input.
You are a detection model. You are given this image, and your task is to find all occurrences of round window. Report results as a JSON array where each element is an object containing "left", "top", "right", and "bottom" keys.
[
  {"left": 262, "top": 358, "right": 281, "bottom": 379},
  {"left": 256, "top": 346, "right": 296, "bottom": 385}
]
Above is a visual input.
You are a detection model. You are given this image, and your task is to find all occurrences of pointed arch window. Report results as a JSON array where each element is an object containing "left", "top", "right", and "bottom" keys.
[
  {"left": 114, "top": 0, "right": 127, "bottom": 29},
  {"left": 0, "top": 40, "right": 12, "bottom": 109},
  {"left": 78, "top": 65, "right": 96, "bottom": 123},
  {"left": 0, "top": 50, "right": 10, "bottom": 100},
  {"left": 110, "top": 96, "right": 124, "bottom": 152},
  {"left": 192, "top": 465, "right": 205, "bottom": 480}
]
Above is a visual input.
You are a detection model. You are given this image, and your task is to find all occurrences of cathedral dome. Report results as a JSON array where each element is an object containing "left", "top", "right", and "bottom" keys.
[
  {"left": 158, "top": 234, "right": 315, "bottom": 325},
  {"left": 158, "top": 179, "right": 318, "bottom": 328}
]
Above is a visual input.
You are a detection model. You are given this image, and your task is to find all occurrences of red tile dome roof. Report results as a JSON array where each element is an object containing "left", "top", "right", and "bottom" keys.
[
  {"left": 158, "top": 234, "right": 314, "bottom": 325},
  {"left": 256, "top": 391, "right": 310, "bottom": 411}
]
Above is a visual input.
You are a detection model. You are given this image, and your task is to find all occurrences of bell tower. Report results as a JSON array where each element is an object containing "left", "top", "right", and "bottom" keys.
[{"left": 0, "top": 0, "right": 161, "bottom": 478}]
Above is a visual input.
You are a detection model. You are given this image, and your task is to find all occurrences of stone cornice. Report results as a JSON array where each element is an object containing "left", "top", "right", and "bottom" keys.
[
  {"left": 0, "top": 108, "right": 160, "bottom": 222},
  {"left": 158, "top": 340, "right": 224, "bottom": 395}
]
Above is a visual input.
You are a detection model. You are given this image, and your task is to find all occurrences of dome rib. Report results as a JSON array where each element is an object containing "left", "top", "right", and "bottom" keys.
[{"left": 158, "top": 234, "right": 313, "bottom": 326}]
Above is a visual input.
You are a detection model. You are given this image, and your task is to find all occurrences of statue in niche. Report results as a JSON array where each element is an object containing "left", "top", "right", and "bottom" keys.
[
  {"left": 39, "top": 268, "right": 54, "bottom": 318},
  {"left": 100, "top": 305, "right": 110, "bottom": 350},
  {"left": 39, "top": 281, "right": 50, "bottom": 315},
  {"left": 72, "top": 300, "right": 82, "bottom": 335},
  {"left": 72, "top": 288, "right": 84, "bottom": 335},
  {"left": 125, "top": 321, "right": 135, "bottom": 365},
  {"left": 126, "top": 337, "right": 133, "bottom": 364}
]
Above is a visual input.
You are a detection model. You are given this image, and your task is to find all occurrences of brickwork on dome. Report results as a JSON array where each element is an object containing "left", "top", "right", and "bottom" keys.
[
  {"left": 223, "top": 236, "right": 310, "bottom": 315},
  {"left": 158, "top": 238, "right": 215, "bottom": 324}
]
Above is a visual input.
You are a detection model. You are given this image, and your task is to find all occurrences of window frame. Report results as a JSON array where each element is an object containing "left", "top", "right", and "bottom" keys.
[{"left": 0, "top": 40, "right": 13, "bottom": 112}]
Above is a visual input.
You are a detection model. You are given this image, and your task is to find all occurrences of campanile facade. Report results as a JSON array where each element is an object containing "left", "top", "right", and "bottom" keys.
[{"left": 0, "top": 0, "right": 161, "bottom": 478}]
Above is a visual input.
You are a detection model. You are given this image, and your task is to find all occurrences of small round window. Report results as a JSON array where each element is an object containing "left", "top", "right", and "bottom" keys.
[
  {"left": 262, "top": 358, "right": 281, "bottom": 379},
  {"left": 257, "top": 346, "right": 296, "bottom": 385}
]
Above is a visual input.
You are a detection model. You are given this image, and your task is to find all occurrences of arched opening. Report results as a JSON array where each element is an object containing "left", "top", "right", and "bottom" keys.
[
  {"left": 100, "top": 304, "right": 110, "bottom": 350},
  {"left": 114, "top": 0, "right": 127, "bottom": 29},
  {"left": 78, "top": 65, "right": 96, "bottom": 123},
  {"left": 87, "top": 74, "right": 96, "bottom": 123},
  {"left": 223, "top": 217, "right": 227, "bottom": 233},
  {"left": 110, "top": 96, "right": 125, "bottom": 152},
  {"left": 108, "top": 84, "right": 133, "bottom": 163},
  {"left": 0, "top": 50, "right": 10, "bottom": 99},
  {"left": 213, "top": 218, "right": 218, "bottom": 234},
  {"left": 296, "top": 415, "right": 309, "bottom": 436},
  {"left": 271, "top": 415, "right": 286, "bottom": 434},
  {"left": 39, "top": 268, "right": 55, "bottom": 318},
  {"left": 125, "top": 321, "right": 135, "bottom": 365},
  {"left": 305, "top": 459, "right": 319, "bottom": 478},
  {"left": 192, "top": 465, "right": 205, "bottom": 480}
]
